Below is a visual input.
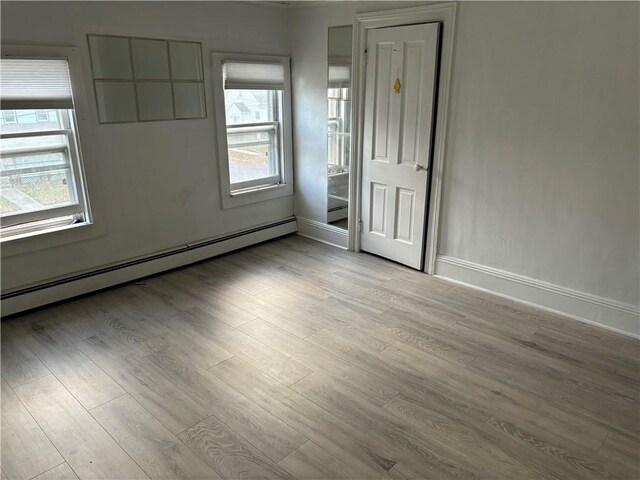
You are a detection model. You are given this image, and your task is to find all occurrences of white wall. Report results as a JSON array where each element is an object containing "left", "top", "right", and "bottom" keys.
[
  {"left": 291, "top": 1, "right": 639, "bottom": 333},
  {"left": 439, "top": 1, "right": 639, "bottom": 307},
  {"left": 1, "top": 1, "right": 293, "bottom": 292}
]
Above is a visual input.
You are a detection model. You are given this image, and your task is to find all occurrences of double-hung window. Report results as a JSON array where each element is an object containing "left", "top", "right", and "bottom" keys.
[
  {"left": 327, "top": 64, "right": 351, "bottom": 170},
  {"left": 211, "top": 53, "right": 293, "bottom": 208},
  {"left": 0, "top": 56, "right": 90, "bottom": 237}
]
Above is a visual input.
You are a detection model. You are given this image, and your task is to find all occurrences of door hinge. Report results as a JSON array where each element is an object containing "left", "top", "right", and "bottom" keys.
[
  {"left": 364, "top": 49, "right": 368, "bottom": 65},
  {"left": 358, "top": 219, "right": 363, "bottom": 232}
]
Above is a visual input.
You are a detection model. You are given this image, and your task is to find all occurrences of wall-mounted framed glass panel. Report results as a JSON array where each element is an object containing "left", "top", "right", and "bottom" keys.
[
  {"left": 88, "top": 35, "right": 132, "bottom": 79},
  {"left": 173, "top": 82, "right": 206, "bottom": 119},
  {"left": 169, "top": 41, "right": 204, "bottom": 81},
  {"left": 131, "top": 38, "right": 170, "bottom": 80},
  {"left": 87, "top": 34, "right": 206, "bottom": 123},
  {"left": 136, "top": 82, "right": 173, "bottom": 121},
  {"left": 94, "top": 81, "right": 138, "bottom": 123}
]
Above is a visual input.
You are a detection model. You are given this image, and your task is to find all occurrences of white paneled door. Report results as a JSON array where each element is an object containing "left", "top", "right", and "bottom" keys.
[{"left": 361, "top": 23, "right": 440, "bottom": 269}]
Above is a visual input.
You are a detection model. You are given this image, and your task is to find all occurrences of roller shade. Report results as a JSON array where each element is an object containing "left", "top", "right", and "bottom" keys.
[
  {"left": 1, "top": 58, "right": 74, "bottom": 109},
  {"left": 223, "top": 61, "right": 285, "bottom": 90},
  {"left": 328, "top": 65, "right": 350, "bottom": 88}
]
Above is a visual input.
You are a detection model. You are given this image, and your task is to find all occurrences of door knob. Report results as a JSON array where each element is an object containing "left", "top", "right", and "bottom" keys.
[{"left": 414, "top": 164, "right": 427, "bottom": 172}]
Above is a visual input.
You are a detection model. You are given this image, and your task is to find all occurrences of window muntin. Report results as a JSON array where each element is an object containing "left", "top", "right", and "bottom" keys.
[{"left": 0, "top": 58, "right": 88, "bottom": 235}]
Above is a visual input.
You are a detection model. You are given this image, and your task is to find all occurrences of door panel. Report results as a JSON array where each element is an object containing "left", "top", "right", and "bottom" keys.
[
  {"left": 395, "top": 187, "right": 415, "bottom": 243},
  {"left": 370, "top": 182, "right": 388, "bottom": 235},
  {"left": 373, "top": 43, "right": 394, "bottom": 162},
  {"left": 361, "top": 22, "right": 440, "bottom": 269},
  {"left": 400, "top": 41, "right": 426, "bottom": 165}
]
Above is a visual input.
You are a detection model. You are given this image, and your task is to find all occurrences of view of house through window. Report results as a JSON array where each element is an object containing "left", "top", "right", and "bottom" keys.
[
  {"left": 224, "top": 89, "right": 281, "bottom": 188},
  {"left": 0, "top": 58, "right": 88, "bottom": 234}
]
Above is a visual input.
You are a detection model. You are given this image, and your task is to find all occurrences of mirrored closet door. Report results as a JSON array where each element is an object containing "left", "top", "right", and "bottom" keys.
[{"left": 326, "top": 25, "right": 352, "bottom": 230}]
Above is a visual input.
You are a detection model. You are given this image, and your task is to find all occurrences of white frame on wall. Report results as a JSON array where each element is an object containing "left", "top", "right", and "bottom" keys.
[
  {"left": 210, "top": 52, "right": 294, "bottom": 209},
  {"left": 349, "top": 2, "right": 457, "bottom": 274}
]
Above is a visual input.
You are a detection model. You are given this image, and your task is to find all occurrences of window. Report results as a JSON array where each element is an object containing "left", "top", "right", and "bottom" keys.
[
  {"left": 36, "top": 110, "right": 50, "bottom": 122},
  {"left": 225, "top": 88, "right": 280, "bottom": 189},
  {"left": 3, "top": 111, "right": 17, "bottom": 124},
  {"left": 0, "top": 57, "right": 90, "bottom": 237},
  {"left": 327, "top": 64, "right": 351, "bottom": 170},
  {"left": 211, "top": 53, "right": 293, "bottom": 208}
]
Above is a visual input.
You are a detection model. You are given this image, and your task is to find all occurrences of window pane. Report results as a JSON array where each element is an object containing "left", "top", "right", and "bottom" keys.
[
  {"left": 227, "top": 127, "right": 277, "bottom": 185},
  {"left": 0, "top": 109, "right": 63, "bottom": 133},
  {"left": 223, "top": 88, "right": 281, "bottom": 187},
  {"left": 1, "top": 128, "right": 74, "bottom": 216},
  {"left": 224, "top": 89, "right": 274, "bottom": 126},
  {"left": 1, "top": 164, "right": 73, "bottom": 215}
]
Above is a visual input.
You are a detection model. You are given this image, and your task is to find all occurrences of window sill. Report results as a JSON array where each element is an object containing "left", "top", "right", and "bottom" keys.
[
  {"left": 1, "top": 219, "right": 93, "bottom": 244},
  {"left": 230, "top": 182, "right": 286, "bottom": 197},
  {"left": 0, "top": 215, "right": 108, "bottom": 260},
  {"left": 223, "top": 181, "right": 292, "bottom": 209}
]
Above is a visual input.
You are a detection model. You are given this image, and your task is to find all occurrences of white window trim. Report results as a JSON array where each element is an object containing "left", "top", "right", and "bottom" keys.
[
  {"left": 211, "top": 52, "right": 293, "bottom": 209},
  {"left": 1, "top": 45, "right": 99, "bottom": 247}
]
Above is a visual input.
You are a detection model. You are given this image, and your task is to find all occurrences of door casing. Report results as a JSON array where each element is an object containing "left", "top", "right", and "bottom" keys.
[{"left": 349, "top": 3, "right": 457, "bottom": 274}]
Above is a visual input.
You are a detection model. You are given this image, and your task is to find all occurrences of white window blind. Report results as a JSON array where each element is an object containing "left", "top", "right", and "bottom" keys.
[
  {"left": 328, "top": 65, "right": 351, "bottom": 88},
  {"left": 223, "top": 61, "right": 285, "bottom": 90},
  {"left": 0, "top": 58, "right": 74, "bottom": 109}
]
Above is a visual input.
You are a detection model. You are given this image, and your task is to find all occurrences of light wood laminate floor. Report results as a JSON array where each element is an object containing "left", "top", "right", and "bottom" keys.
[{"left": 2, "top": 235, "right": 639, "bottom": 480}]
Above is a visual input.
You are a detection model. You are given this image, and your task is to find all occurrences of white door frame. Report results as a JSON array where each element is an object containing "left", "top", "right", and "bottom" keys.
[{"left": 348, "top": 2, "right": 457, "bottom": 274}]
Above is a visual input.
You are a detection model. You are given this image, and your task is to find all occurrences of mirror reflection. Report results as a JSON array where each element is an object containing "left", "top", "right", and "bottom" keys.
[{"left": 326, "top": 25, "right": 352, "bottom": 230}]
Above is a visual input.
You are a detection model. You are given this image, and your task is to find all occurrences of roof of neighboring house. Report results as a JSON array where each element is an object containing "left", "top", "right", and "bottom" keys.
[{"left": 228, "top": 102, "right": 251, "bottom": 114}]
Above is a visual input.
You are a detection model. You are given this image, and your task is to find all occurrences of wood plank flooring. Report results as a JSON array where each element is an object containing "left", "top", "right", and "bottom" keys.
[{"left": 1, "top": 235, "right": 639, "bottom": 480}]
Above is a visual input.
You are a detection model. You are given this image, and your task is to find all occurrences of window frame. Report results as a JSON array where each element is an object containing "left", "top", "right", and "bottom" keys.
[
  {"left": 1, "top": 46, "right": 94, "bottom": 242},
  {"left": 1, "top": 109, "right": 86, "bottom": 228},
  {"left": 211, "top": 52, "right": 293, "bottom": 209}
]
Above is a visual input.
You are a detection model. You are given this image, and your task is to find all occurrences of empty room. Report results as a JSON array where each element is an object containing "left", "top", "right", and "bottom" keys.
[{"left": 1, "top": 1, "right": 638, "bottom": 479}]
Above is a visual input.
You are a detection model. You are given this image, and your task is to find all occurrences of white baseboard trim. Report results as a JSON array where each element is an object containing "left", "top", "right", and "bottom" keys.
[
  {"left": 435, "top": 255, "right": 640, "bottom": 338},
  {"left": 1, "top": 218, "right": 297, "bottom": 317},
  {"left": 296, "top": 217, "right": 348, "bottom": 249}
]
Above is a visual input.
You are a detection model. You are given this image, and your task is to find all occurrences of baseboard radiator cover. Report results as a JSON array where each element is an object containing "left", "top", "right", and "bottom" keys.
[
  {"left": 1, "top": 217, "right": 297, "bottom": 317},
  {"left": 296, "top": 216, "right": 348, "bottom": 249},
  {"left": 435, "top": 255, "right": 640, "bottom": 338}
]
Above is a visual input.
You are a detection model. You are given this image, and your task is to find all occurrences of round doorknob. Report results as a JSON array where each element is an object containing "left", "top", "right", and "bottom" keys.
[{"left": 414, "top": 164, "right": 427, "bottom": 172}]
